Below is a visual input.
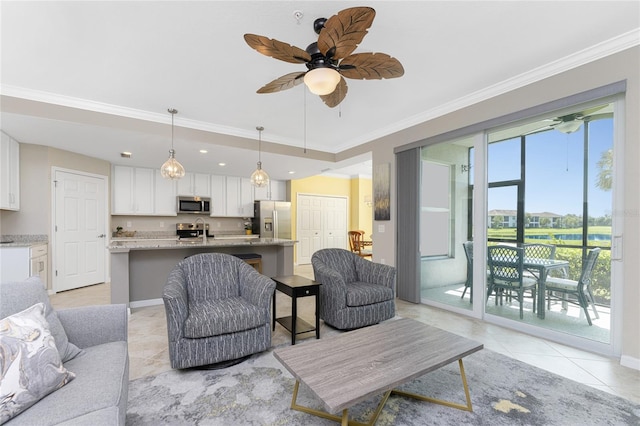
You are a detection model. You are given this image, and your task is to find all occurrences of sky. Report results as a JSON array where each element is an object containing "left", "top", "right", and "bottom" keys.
[{"left": 486, "top": 118, "right": 613, "bottom": 218}]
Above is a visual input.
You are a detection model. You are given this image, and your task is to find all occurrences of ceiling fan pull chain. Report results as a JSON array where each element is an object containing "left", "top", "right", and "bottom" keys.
[{"left": 303, "top": 87, "right": 307, "bottom": 154}]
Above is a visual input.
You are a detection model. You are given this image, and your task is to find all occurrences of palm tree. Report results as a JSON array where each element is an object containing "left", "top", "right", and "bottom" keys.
[{"left": 596, "top": 148, "right": 612, "bottom": 191}]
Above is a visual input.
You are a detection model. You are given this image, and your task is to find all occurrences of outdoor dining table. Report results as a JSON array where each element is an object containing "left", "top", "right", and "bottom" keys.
[{"left": 523, "top": 257, "right": 570, "bottom": 319}]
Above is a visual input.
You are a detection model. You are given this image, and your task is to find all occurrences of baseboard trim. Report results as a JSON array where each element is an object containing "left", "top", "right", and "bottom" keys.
[
  {"left": 620, "top": 355, "right": 640, "bottom": 371},
  {"left": 130, "top": 298, "right": 164, "bottom": 309}
]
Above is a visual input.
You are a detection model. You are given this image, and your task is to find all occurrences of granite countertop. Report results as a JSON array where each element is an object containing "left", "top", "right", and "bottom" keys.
[
  {"left": 108, "top": 237, "right": 296, "bottom": 251},
  {"left": 0, "top": 235, "right": 48, "bottom": 248}
]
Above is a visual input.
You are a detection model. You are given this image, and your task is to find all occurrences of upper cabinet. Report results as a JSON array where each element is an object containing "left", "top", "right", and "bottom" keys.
[
  {"left": 253, "top": 179, "right": 286, "bottom": 201},
  {"left": 154, "top": 170, "right": 177, "bottom": 216},
  {"left": 0, "top": 131, "right": 20, "bottom": 210},
  {"left": 110, "top": 168, "right": 267, "bottom": 218},
  {"left": 112, "top": 166, "right": 176, "bottom": 215},
  {"left": 210, "top": 175, "right": 226, "bottom": 217},
  {"left": 177, "top": 172, "right": 210, "bottom": 197},
  {"left": 225, "top": 176, "right": 254, "bottom": 217}
]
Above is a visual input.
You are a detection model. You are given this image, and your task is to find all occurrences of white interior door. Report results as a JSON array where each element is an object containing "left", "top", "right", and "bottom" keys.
[
  {"left": 323, "top": 197, "right": 348, "bottom": 249},
  {"left": 296, "top": 194, "right": 348, "bottom": 264},
  {"left": 53, "top": 169, "right": 107, "bottom": 292},
  {"left": 297, "top": 195, "right": 323, "bottom": 264}
]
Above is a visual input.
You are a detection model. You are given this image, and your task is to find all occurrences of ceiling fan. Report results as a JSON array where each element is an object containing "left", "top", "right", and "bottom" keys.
[
  {"left": 244, "top": 6, "right": 404, "bottom": 108},
  {"left": 529, "top": 105, "right": 612, "bottom": 135}
]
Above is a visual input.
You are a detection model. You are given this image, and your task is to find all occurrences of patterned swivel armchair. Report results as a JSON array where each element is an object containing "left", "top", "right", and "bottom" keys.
[
  {"left": 311, "top": 248, "right": 396, "bottom": 330},
  {"left": 163, "top": 253, "right": 275, "bottom": 369}
]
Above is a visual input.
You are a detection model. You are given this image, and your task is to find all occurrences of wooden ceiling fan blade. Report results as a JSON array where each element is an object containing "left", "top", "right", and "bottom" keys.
[
  {"left": 320, "top": 77, "right": 348, "bottom": 108},
  {"left": 317, "top": 7, "right": 375, "bottom": 60},
  {"left": 257, "top": 72, "right": 306, "bottom": 94},
  {"left": 244, "top": 34, "right": 311, "bottom": 64},
  {"left": 339, "top": 53, "right": 404, "bottom": 80}
]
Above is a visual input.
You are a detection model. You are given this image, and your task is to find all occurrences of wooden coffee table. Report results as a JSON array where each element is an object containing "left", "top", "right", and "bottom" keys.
[{"left": 274, "top": 318, "right": 483, "bottom": 426}]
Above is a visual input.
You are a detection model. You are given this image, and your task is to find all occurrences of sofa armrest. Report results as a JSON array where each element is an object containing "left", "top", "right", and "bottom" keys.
[
  {"left": 312, "top": 261, "right": 348, "bottom": 308},
  {"left": 356, "top": 258, "right": 396, "bottom": 292},
  {"left": 239, "top": 268, "right": 275, "bottom": 316},
  {"left": 57, "top": 304, "right": 128, "bottom": 349},
  {"left": 163, "top": 267, "right": 189, "bottom": 341}
]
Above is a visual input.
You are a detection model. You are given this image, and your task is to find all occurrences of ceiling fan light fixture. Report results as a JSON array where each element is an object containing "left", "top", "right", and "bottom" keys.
[
  {"left": 556, "top": 120, "right": 582, "bottom": 134},
  {"left": 251, "top": 126, "right": 270, "bottom": 188},
  {"left": 304, "top": 67, "right": 341, "bottom": 95},
  {"left": 161, "top": 108, "right": 185, "bottom": 180}
]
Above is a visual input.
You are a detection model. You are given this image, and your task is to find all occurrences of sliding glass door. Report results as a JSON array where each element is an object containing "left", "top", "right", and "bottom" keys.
[
  {"left": 485, "top": 102, "right": 614, "bottom": 344},
  {"left": 419, "top": 137, "right": 475, "bottom": 311},
  {"left": 418, "top": 100, "right": 616, "bottom": 346}
]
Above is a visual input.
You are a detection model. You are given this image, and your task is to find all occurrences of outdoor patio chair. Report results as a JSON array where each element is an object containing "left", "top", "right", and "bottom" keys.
[
  {"left": 461, "top": 241, "right": 493, "bottom": 303},
  {"left": 545, "top": 248, "right": 601, "bottom": 326},
  {"left": 488, "top": 245, "right": 538, "bottom": 319}
]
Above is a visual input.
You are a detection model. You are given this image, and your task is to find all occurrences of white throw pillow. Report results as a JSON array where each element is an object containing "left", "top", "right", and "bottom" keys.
[{"left": 0, "top": 303, "right": 76, "bottom": 424}]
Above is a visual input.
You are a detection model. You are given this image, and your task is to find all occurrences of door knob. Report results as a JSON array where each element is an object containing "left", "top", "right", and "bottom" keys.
[{"left": 97, "top": 234, "right": 106, "bottom": 238}]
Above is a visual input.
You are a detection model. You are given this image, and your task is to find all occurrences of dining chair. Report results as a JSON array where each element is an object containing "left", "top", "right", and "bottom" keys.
[
  {"left": 348, "top": 230, "right": 372, "bottom": 258},
  {"left": 545, "top": 248, "right": 601, "bottom": 326},
  {"left": 488, "top": 245, "right": 538, "bottom": 319},
  {"left": 461, "top": 241, "right": 473, "bottom": 302}
]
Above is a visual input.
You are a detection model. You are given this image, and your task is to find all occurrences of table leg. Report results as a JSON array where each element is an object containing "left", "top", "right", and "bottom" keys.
[
  {"left": 315, "top": 293, "right": 320, "bottom": 340},
  {"left": 537, "top": 267, "right": 546, "bottom": 319},
  {"left": 272, "top": 289, "right": 276, "bottom": 331},
  {"left": 291, "top": 294, "right": 297, "bottom": 345}
]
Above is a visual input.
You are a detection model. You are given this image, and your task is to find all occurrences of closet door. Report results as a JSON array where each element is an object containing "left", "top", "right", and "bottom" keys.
[{"left": 296, "top": 194, "right": 348, "bottom": 264}]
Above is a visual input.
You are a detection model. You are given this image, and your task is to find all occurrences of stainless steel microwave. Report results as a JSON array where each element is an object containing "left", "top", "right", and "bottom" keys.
[{"left": 177, "top": 196, "right": 210, "bottom": 214}]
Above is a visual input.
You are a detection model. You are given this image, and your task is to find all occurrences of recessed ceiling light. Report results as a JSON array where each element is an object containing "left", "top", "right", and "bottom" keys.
[
  {"left": 120, "top": 152, "right": 132, "bottom": 158},
  {"left": 199, "top": 149, "right": 208, "bottom": 154},
  {"left": 288, "top": 171, "right": 295, "bottom": 174},
  {"left": 218, "top": 162, "right": 226, "bottom": 166}
]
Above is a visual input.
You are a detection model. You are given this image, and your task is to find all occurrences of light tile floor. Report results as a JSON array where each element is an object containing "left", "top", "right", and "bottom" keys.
[{"left": 49, "top": 264, "right": 640, "bottom": 404}]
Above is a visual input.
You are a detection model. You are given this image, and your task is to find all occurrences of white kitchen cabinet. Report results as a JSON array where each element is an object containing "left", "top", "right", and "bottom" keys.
[
  {"left": 0, "top": 243, "right": 48, "bottom": 288},
  {"left": 225, "top": 177, "right": 254, "bottom": 217},
  {"left": 154, "top": 170, "right": 177, "bottom": 215},
  {"left": 253, "top": 179, "right": 286, "bottom": 201},
  {"left": 210, "top": 175, "right": 226, "bottom": 216},
  {"left": 240, "top": 178, "right": 254, "bottom": 216},
  {"left": 177, "top": 172, "right": 210, "bottom": 197},
  {"left": 112, "top": 166, "right": 154, "bottom": 215},
  {"left": 0, "top": 131, "right": 20, "bottom": 210},
  {"left": 112, "top": 166, "right": 179, "bottom": 215}
]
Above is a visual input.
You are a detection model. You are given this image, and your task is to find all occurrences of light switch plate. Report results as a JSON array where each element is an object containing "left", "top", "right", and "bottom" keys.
[{"left": 378, "top": 224, "right": 385, "bottom": 233}]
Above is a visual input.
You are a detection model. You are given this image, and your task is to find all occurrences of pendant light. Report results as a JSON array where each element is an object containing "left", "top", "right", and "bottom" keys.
[
  {"left": 250, "top": 126, "right": 269, "bottom": 187},
  {"left": 160, "top": 108, "right": 185, "bottom": 180}
]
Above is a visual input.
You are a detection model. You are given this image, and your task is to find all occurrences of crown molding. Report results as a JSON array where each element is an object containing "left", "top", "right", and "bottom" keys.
[{"left": 333, "top": 28, "right": 640, "bottom": 152}]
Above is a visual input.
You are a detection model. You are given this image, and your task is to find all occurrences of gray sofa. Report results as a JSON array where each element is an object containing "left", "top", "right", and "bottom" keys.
[
  {"left": 163, "top": 253, "right": 275, "bottom": 369},
  {"left": 311, "top": 248, "right": 396, "bottom": 330},
  {"left": 0, "top": 277, "right": 129, "bottom": 425}
]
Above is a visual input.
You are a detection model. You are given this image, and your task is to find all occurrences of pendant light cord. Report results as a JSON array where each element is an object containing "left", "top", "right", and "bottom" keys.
[
  {"left": 168, "top": 108, "right": 178, "bottom": 151},
  {"left": 256, "top": 126, "right": 264, "bottom": 164}
]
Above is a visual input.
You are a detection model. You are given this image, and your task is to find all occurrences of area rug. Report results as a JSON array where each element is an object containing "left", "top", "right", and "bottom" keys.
[{"left": 126, "top": 343, "right": 640, "bottom": 425}]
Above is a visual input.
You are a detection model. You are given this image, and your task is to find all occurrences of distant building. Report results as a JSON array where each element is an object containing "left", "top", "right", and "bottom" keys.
[{"left": 488, "top": 210, "right": 563, "bottom": 228}]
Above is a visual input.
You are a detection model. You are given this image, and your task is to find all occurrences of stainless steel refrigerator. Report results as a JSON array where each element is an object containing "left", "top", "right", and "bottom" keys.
[{"left": 252, "top": 201, "right": 291, "bottom": 239}]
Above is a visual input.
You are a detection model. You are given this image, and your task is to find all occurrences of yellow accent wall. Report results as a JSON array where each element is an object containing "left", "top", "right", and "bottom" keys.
[{"left": 289, "top": 174, "right": 372, "bottom": 260}]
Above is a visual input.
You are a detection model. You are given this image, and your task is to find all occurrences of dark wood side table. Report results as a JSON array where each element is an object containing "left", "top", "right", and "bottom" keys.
[{"left": 272, "top": 275, "right": 321, "bottom": 345}]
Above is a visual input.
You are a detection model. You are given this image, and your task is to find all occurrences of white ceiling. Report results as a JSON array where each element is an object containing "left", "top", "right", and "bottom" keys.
[{"left": 1, "top": 1, "right": 638, "bottom": 180}]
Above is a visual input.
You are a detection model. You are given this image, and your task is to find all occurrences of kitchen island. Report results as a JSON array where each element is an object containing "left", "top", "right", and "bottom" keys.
[{"left": 108, "top": 237, "right": 296, "bottom": 308}]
